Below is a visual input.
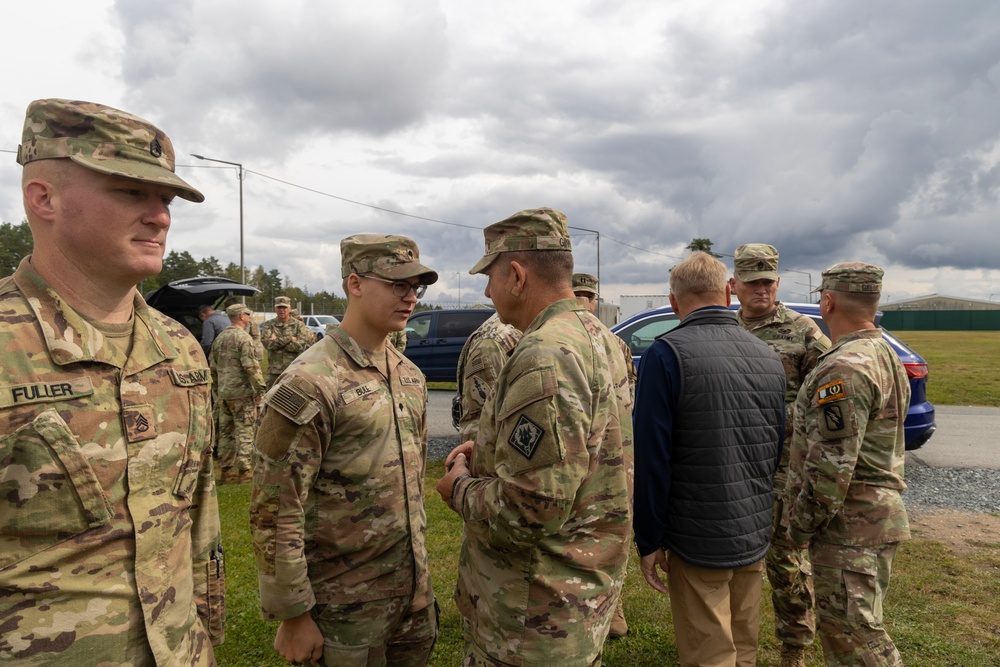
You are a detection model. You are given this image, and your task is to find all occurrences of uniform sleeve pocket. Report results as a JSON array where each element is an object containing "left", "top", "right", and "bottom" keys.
[
  {"left": 0, "top": 409, "right": 113, "bottom": 568},
  {"left": 173, "top": 385, "right": 212, "bottom": 500}
]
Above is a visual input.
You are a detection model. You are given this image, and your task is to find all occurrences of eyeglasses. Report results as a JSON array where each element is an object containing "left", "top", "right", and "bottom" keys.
[{"left": 361, "top": 274, "right": 427, "bottom": 299}]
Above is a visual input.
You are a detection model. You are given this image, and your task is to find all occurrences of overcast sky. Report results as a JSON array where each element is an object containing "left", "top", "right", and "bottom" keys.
[{"left": 3, "top": 0, "right": 1000, "bottom": 308}]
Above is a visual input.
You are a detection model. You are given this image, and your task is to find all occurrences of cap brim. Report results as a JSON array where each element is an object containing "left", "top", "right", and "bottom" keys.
[
  {"left": 378, "top": 263, "right": 439, "bottom": 285},
  {"left": 574, "top": 287, "right": 598, "bottom": 296},
  {"left": 469, "top": 253, "right": 498, "bottom": 275},
  {"left": 69, "top": 154, "right": 205, "bottom": 203},
  {"left": 736, "top": 270, "right": 779, "bottom": 282}
]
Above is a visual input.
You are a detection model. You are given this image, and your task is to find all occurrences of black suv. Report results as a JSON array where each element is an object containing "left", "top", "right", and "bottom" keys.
[
  {"left": 403, "top": 308, "right": 494, "bottom": 382},
  {"left": 144, "top": 276, "right": 260, "bottom": 339}
]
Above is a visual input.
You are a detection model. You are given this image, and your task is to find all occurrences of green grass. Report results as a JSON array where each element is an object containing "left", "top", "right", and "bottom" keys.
[
  {"left": 894, "top": 331, "right": 1000, "bottom": 407},
  {"left": 213, "top": 461, "right": 1000, "bottom": 666}
]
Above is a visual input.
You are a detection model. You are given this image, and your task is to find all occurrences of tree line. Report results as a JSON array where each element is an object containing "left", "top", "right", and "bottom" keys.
[{"left": 1, "top": 219, "right": 362, "bottom": 315}]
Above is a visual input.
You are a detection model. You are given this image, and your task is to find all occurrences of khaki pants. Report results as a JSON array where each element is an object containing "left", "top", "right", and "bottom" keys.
[{"left": 667, "top": 552, "right": 765, "bottom": 667}]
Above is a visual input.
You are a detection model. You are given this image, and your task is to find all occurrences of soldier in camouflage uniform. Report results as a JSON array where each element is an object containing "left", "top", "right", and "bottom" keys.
[
  {"left": 261, "top": 295, "right": 314, "bottom": 389},
  {"left": 437, "top": 208, "right": 634, "bottom": 667},
  {"left": 454, "top": 312, "right": 521, "bottom": 441},
  {"left": 784, "top": 263, "right": 910, "bottom": 667},
  {"left": 387, "top": 328, "right": 408, "bottom": 353},
  {"left": 209, "top": 304, "right": 265, "bottom": 484},
  {"left": 731, "top": 244, "right": 831, "bottom": 667},
  {"left": 572, "top": 271, "right": 636, "bottom": 639},
  {"left": 250, "top": 234, "right": 440, "bottom": 666},
  {"left": 0, "top": 99, "right": 224, "bottom": 665}
]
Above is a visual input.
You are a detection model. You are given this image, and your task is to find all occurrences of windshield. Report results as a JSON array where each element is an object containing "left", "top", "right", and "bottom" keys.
[{"left": 313, "top": 315, "right": 338, "bottom": 325}]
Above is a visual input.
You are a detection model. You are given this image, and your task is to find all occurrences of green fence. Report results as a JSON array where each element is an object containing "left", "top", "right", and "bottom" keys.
[{"left": 880, "top": 310, "right": 1000, "bottom": 331}]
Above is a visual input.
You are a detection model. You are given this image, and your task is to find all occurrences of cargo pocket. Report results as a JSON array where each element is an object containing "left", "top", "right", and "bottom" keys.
[
  {"left": 0, "top": 409, "right": 113, "bottom": 568},
  {"left": 173, "top": 385, "right": 212, "bottom": 500}
]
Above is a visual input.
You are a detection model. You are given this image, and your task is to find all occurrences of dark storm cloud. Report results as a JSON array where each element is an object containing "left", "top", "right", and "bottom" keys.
[{"left": 113, "top": 0, "right": 449, "bottom": 157}]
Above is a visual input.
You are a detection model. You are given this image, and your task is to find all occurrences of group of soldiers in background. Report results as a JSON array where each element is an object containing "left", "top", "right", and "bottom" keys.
[
  {"left": 205, "top": 294, "right": 316, "bottom": 483},
  {"left": 1, "top": 96, "right": 910, "bottom": 667}
]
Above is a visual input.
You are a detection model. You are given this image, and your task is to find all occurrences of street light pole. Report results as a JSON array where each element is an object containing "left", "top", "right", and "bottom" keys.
[
  {"left": 783, "top": 269, "right": 813, "bottom": 302},
  {"left": 568, "top": 225, "right": 601, "bottom": 292},
  {"left": 191, "top": 154, "right": 244, "bottom": 284}
]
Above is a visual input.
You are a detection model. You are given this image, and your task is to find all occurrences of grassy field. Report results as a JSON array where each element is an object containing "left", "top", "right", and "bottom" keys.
[
  {"left": 214, "top": 460, "right": 1000, "bottom": 666},
  {"left": 894, "top": 331, "right": 1000, "bottom": 407},
  {"left": 213, "top": 330, "right": 999, "bottom": 664}
]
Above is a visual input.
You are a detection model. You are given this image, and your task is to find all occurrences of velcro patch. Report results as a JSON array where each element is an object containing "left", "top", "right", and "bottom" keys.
[
  {"left": 342, "top": 380, "right": 379, "bottom": 405},
  {"left": 399, "top": 375, "right": 422, "bottom": 386},
  {"left": 124, "top": 404, "right": 158, "bottom": 442},
  {"left": 823, "top": 404, "right": 845, "bottom": 432},
  {"left": 507, "top": 415, "right": 544, "bottom": 460},
  {"left": 816, "top": 379, "right": 847, "bottom": 405},
  {"left": 266, "top": 378, "right": 321, "bottom": 425},
  {"left": 1, "top": 377, "right": 94, "bottom": 408},
  {"left": 171, "top": 368, "right": 211, "bottom": 387},
  {"left": 466, "top": 355, "right": 485, "bottom": 377}
]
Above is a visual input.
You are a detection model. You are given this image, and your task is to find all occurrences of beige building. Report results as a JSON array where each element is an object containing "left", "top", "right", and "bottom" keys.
[{"left": 881, "top": 294, "right": 1000, "bottom": 311}]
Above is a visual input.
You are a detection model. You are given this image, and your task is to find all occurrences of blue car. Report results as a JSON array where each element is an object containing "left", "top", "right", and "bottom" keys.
[{"left": 611, "top": 302, "right": 936, "bottom": 451}]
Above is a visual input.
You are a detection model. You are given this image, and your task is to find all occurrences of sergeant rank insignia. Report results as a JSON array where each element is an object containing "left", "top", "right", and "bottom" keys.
[{"left": 508, "top": 415, "right": 544, "bottom": 460}]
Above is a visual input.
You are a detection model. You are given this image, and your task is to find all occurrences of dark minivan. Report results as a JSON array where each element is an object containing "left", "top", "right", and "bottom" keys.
[{"left": 404, "top": 308, "right": 494, "bottom": 382}]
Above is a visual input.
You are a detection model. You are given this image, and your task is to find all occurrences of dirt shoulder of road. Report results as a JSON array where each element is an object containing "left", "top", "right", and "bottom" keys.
[{"left": 907, "top": 507, "right": 1000, "bottom": 556}]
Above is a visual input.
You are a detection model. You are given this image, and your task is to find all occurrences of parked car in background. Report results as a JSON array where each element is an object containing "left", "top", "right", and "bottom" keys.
[
  {"left": 404, "top": 308, "right": 495, "bottom": 382},
  {"left": 302, "top": 314, "right": 340, "bottom": 340},
  {"left": 611, "top": 302, "right": 936, "bottom": 450},
  {"left": 145, "top": 276, "right": 260, "bottom": 339}
]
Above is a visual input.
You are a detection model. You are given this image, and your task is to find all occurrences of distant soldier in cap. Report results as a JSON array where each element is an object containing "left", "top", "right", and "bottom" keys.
[
  {"left": 730, "top": 243, "right": 830, "bottom": 667},
  {"left": 784, "top": 263, "right": 910, "bottom": 667},
  {"left": 250, "top": 234, "right": 440, "bottom": 666},
  {"left": 437, "top": 208, "right": 633, "bottom": 666},
  {"left": 209, "top": 304, "right": 265, "bottom": 484},
  {"left": 261, "top": 295, "right": 314, "bottom": 389},
  {"left": 571, "top": 271, "right": 636, "bottom": 639},
  {"left": 0, "top": 99, "right": 224, "bottom": 663}
]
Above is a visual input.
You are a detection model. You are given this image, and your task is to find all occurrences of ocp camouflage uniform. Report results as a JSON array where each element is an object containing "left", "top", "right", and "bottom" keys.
[
  {"left": 455, "top": 312, "right": 521, "bottom": 442},
  {"left": 209, "top": 325, "right": 264, "bottom": 484},
  {"left": 451, "top": 298, "right": 634, "bottom": 666},
  {"left": 0, "top": 259, "right": 224, "bottom": 665},
  {"left": 738, "top": 301, "right": 830, "bottom": 647},
  {"left": 250, "top": 324, "right": 436, "bottom": 665},
  {"left": 615, "top": 333, "right": 637, "bottom": 404},
  {"left": 784, "top": 328, "right": 910, "bottom": 667},
  {"left": 261, "top": 317, "right": 314, "bottom": 389},
  {"left": 388, "top": 328, "right": 407, "bottom": 353}
]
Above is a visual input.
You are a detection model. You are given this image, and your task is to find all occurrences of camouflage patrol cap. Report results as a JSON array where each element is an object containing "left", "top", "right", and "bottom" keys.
[
  {"left": 274, "top": 296, "right": 291, "bottom": 308},
  {"left": 733, "top": 243, "right": 779, "bottom": 281},
  {"left": 814, "top": 262, "right": 883, "bottom": 294},
  {"left": 341, "top": 233, "right": 439, "bottom": 284},
  {"left": 226, "top": 303, "right": 251, "bottom": 317},
  {"left": 469, "top": 207, "right": 572, "bottom": 275},
  {"left": 572, "top": 273, "right": 599, "bottom": 296},
  {"left": 16, "top": 98, "right": 204, "bottom": 203}
]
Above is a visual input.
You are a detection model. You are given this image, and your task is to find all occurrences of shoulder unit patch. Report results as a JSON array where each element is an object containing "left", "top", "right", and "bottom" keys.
[
  {"left": 507, "top": 414, "right": 544, "bottom": 460},
  {"left": 816, "top": 379, "right": 847, "bottom": 405}
]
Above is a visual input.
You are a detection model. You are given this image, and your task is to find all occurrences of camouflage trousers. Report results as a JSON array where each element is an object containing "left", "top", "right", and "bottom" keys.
[
  {"left": 310, "top": 597, "right": 438, "bottom": 667},
  {"left": 460, "top": 619, "right": 602, "bottom": 667},
  {"left": 768, "top": 495, "right": 816, "bottom": 646},
  {"left": 216, "top": 397, "right": 257, "bottom": 484},
  {"left": 811, "top": 541, "right": 902, "bottom": 667}
]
